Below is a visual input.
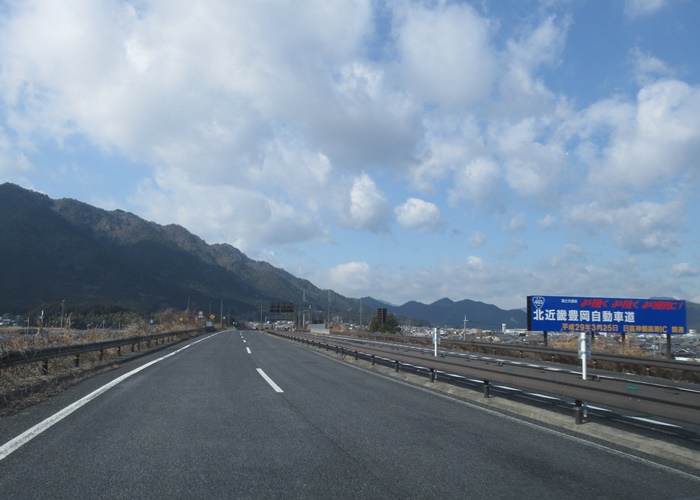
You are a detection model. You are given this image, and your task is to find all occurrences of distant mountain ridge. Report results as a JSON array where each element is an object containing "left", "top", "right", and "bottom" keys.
[
  {"left": 0, "top": 183, "right": 696, "bottom": 331},
  {"left": 0, "top": 183, "right": 330, "bottom": 319}
]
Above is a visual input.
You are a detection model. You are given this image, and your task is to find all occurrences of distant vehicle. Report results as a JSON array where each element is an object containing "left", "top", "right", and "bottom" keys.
[{"left": 204, "top": 321, "right": 216, "bottom": 332}]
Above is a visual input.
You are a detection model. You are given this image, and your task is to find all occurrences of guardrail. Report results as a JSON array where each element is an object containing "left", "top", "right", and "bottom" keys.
[
  {"left": 271, "top": 331, "right": 700, "bottom": 435},
  {"left": 341, "top": 332, "right": 700, "bottom": 382},
  {"left": 0, "top": 329, "right": 203, "bottom": 374}
]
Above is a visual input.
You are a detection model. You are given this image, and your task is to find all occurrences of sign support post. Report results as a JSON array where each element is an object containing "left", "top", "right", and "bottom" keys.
[
  {"left": 579, "top": 331, "right": 591, "bottom": 380},
  {"left": 433, "top": 328, "right": 439, "bottom": 357}
]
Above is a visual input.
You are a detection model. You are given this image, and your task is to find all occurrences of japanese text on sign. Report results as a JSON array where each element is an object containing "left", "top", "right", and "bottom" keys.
[{"left": 527, "top": 295, "right": 686, "bottom": 334}]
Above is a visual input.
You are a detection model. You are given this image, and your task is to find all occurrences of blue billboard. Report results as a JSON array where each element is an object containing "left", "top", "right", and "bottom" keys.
[{"left": 527, "top": 295, "right": 687, "bottom": 334}]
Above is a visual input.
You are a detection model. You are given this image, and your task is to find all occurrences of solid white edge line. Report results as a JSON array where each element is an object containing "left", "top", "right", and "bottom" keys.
[
  {"left": 256, "top": 368, "right": 284, "bottom": 393},
  {"left": 0, "top": 332, "right": 221, "bottom": 462}
]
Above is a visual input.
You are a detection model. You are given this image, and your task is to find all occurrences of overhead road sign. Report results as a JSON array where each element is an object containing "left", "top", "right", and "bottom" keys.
[
  {"left": 269, "top": 302, "right": 294, "bottom": 313},
  {"left": 527, "top": 295, "right": 687, "bottom": 334}
]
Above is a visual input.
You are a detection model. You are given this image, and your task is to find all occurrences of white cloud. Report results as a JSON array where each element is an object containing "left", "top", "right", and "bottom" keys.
[
  {"left": 465, "top": 255, "right": 484, "bottom": 271},
  {"left": 395, "top": 198, "right": 443, "bottom": 232},
  {"left": 631, "top": 47, "right": 674, "bottom": 86},
  {"left": 567, "top": 199, "right": 685, "bottom": 253},
  {"left": 328, "top": 261, "right": 372, "bottom": 294},
  {"left": 448, "top": 156, "right": 501, "bottom": 207},
  {"left": 624, "top": 0, "right": 670, "bottom": 19},
  {"left": 394, "top": 2, "right": 496, "bottom": 108},
  {"left": 498, "top": 15, "right": 570, "bottom": 116},
  {"left": 0, "top": 126, "right": 33, "bottom": 178},
  {"left": 538, "top": 214, "right": 557, "bottom": 229},
  {"left": 468, "top": 231, "right": 486, "bottom": 248},
  {"left": 130, "top": 176, "right": 323, "bottom": 254},
  {"left": 581, "top": 79, "right": 700, "bottom": 193},
  {"left": 670, "top": 263, "right": 700, "bottom": 278},
  {"left": 343, "top": 173, "right": 389, "bottom": 231},
  {"left": 504, "top": 213, "right": 526, "bottom": 232},
  {"left": 411, "top": 116, "right": 485, "bottom": 193},
  {"left": 497, "top": 117, "right": 569, "bottom": 200}
]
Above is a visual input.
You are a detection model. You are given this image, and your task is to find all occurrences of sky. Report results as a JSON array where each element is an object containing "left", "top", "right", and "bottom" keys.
[{"left": 1, "top": 0, "right": 699, "bottom": 310}]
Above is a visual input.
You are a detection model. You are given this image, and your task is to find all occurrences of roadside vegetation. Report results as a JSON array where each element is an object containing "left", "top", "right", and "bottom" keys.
[{"left": 0, "top": 309, "right": 206, "bottom": 416}]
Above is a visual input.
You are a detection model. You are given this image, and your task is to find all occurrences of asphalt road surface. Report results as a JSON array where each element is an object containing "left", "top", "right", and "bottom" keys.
[{"left": 1, "top": 330, "right": 698, "bottom": 499}]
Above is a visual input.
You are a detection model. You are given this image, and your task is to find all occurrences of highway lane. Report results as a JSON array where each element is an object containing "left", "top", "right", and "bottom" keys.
[
  {"left": 286, "top": 332, "right": 700, "bottom": 428},
  {"left": 1, "top": 329, "right": 698, "bottom": 499}
]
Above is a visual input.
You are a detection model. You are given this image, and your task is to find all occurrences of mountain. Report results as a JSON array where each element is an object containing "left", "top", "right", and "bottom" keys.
[
  {"left": 361, "top": 296, "right": 526, "bottom": 330},
  {"left": 0, "top": 183, "right": 696, "bottom": 331},
  {"left": 0, "top": 183, "right": 350, "bottom": 322},
  {"left": 398, "top": 298, "right": 527, "bottom": 330}
]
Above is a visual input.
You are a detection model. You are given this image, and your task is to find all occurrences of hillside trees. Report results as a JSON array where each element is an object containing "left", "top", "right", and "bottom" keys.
[{"left": 369, "top": 313, "right": 400, "bottom": 334}]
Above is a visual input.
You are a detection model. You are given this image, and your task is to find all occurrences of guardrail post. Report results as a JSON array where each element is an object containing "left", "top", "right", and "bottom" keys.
[
  {"left": 483, "top": 380, "right": 490, "bottom": 398},
  {"left": 42, "top": 359, "right": 49, "bottom": 375},
  {"left": 99, "top": 349, "right": 104, "bottom": 361},
  {"left": 430, "top": 369, "right": 435, "bottom": 382},
  {"left": 74, "top": 354, "right": 80, "bottom": 368},
  {"left": 395, "top": 360, "right": 400, "bottom": 373},
  {"left": 575, "top": 399, "right": 584, "bottom": 424},
  {"left": 117, "top": 346, "right": 122, "bottom": 356},
  {"left": 354, "top": 350, "right": 358, "bottom": 360},
  {"left": 371, "top": 355, "right": 375, "bottom": 366}
]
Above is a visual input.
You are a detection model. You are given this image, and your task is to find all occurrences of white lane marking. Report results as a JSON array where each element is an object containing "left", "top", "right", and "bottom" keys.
[
  {"left": 246, "top": 347, "right": 251, "bottom": 354},
  {"left": 256, "top": 368, "right": 284, "bottom": 393},
  {"left": 0, "top": 332, "right": 221, "bottom": 462}
]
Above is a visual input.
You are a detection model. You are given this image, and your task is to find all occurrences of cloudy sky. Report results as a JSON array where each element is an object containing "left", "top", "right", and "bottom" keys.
[{"left": 1, "top": 0, "right": 699, "bottom": 310}]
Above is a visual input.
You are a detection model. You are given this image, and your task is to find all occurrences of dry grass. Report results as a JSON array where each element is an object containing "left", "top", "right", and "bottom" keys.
[{"left": 0, "top": 321, "right": 198, "bottom": 416}]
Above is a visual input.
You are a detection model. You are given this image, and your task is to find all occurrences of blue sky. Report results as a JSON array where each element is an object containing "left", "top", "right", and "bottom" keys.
[{"left": 1, "top": 0, "right": 699, "bottom": 310}]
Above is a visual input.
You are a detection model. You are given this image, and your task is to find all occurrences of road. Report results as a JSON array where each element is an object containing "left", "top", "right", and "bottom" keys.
[
  {"left": 1, "top": 330, "right": 698, "bottom": 499},
  {"left": 285, "top": 332, "right": 700, "bottom": 429}
]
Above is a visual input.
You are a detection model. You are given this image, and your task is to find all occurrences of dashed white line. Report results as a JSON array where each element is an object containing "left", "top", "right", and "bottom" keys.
[
  {"left": 256, "top": 368, "right": 284, "bottom": 393},
  {"left": 246, "top": 347, "right": 251, "bottom": 354}
]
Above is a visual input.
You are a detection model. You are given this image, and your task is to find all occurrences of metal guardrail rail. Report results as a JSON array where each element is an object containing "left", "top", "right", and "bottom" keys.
[
  {"left": 0, "top": 329, "right": 202, "bottom": 372},
  {"left": 272, "top": 331, "right": 700, "bottom": 434},
  {"left": 347, "top": 332, "right": 700, "bottom": 377}
]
